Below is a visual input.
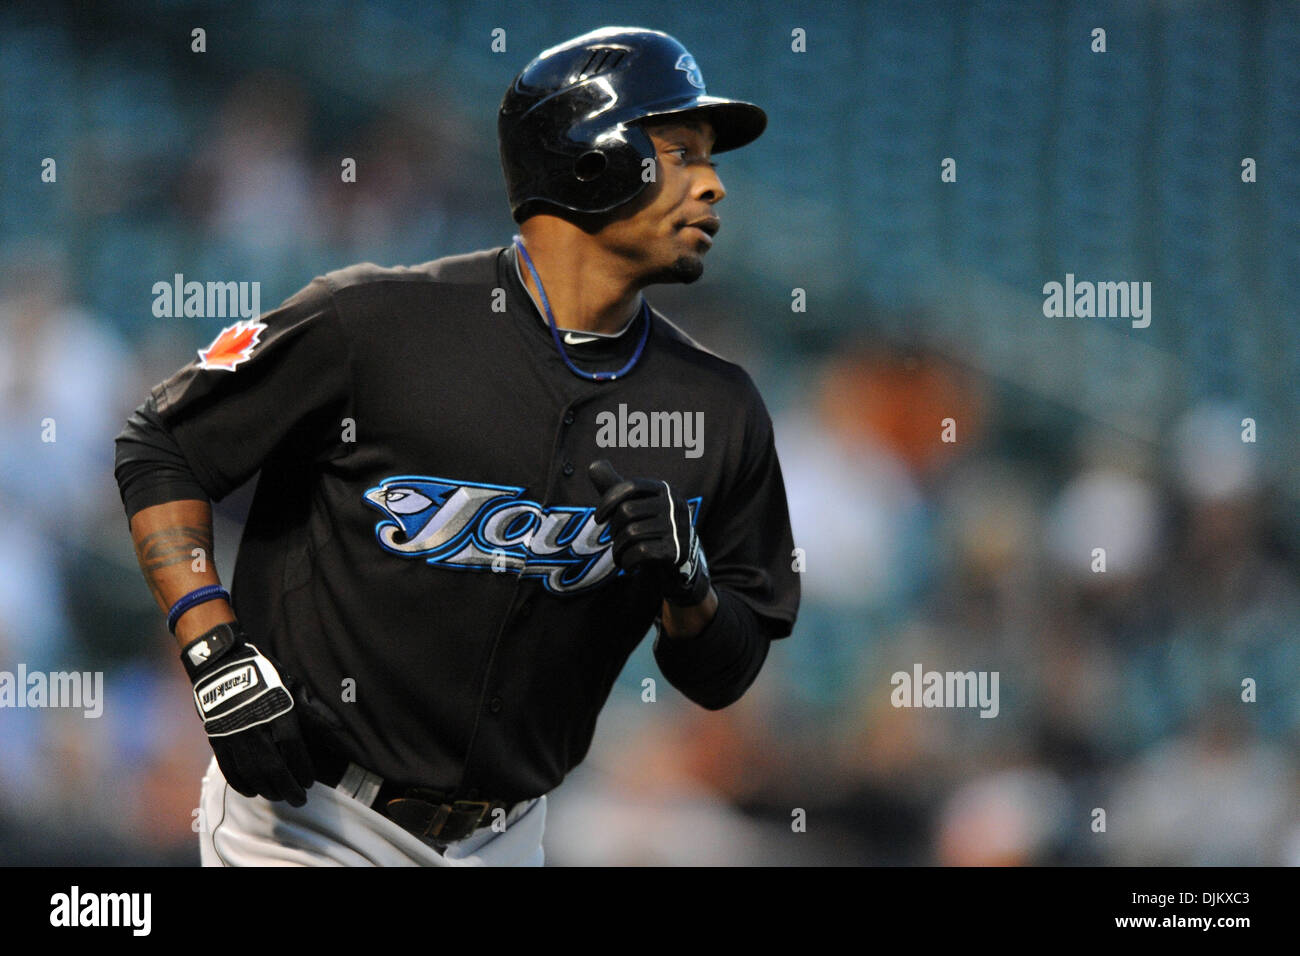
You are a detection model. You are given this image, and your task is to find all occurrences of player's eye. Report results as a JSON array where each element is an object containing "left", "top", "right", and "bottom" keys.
[{"left": 667, "top": 146, "right": 716, "bottom": 170}]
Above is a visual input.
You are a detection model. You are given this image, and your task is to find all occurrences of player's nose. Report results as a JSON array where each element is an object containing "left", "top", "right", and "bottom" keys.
[{"left": 694, "top": 165, "right": 726, "bottom": 205}]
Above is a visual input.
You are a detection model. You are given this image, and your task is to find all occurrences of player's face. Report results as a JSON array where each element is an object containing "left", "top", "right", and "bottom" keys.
[{"left": 598, "top": 119, "right": 726, "bottom": 285}]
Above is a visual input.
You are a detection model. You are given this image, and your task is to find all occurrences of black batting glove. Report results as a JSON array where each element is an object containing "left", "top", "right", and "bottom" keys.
[
  {"left": 589, "top": 459, "right": 711, "bottom": 606},
  {"left": 181, "top": 621, "right": 336, "bottom": 807}
]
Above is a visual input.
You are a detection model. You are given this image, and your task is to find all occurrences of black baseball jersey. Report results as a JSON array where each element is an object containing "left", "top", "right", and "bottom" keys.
[{"left": 147, "top": 244, "right": 799, "bottom": 801}]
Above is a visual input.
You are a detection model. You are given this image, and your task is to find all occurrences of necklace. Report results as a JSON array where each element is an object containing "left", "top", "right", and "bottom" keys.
[{"left": 513, "top": 235, "right": 650, "bottom": 382}]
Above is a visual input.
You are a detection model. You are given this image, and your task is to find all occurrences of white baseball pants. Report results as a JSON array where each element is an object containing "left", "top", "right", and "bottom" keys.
[{"left": 197, "top": 757, "right": 546, "bottom": 867}]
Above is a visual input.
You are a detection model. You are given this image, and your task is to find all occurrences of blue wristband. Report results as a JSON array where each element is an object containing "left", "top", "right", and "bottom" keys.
[{"left": 167, "top": 585, "right": 230, "bottom": 634}]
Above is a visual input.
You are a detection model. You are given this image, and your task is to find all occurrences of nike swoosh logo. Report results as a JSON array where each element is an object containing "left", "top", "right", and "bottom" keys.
[{"left": 563, "top": 332, "right": 600, "bottom": 345}]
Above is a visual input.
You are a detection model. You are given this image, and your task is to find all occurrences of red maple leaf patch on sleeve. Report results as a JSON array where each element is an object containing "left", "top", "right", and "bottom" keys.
[{"left": 197, "top": 320, "right": 267, "bottom": 371}]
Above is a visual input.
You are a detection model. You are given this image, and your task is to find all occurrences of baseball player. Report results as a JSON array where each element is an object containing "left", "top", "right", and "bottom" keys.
[{"left": 114, "top": 26, "right": 799, "bottom": 866}]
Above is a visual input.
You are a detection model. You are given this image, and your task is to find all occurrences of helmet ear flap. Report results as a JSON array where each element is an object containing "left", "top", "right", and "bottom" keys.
[
  {"left": 619, "top": 121, "right": 658, "bottom": 186},
  {"left": 573, "top": 150, "right": 608, "bottom": 182},
  {"left": 565, "top": 123, "right": 656, "bottom": 214}
]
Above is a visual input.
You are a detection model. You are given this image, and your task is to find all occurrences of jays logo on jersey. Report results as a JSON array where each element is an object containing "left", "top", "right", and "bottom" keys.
[{"left": 364, "top": 476, "right": 702, "bottom": 594}]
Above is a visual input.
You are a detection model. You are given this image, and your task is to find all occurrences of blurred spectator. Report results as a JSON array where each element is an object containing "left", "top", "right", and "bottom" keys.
[
  {"left": 0, "top": 242, "right": 136, "bottom": 664},
  {"left": 187, "top": 71, "right": 320, "bottom": 257},
  {"left": 1108, "top": 716, "right": 1295, "bottom": 866},
  {"left": 935, "top": 766, "right": 1071, "bottom": 866},
  {"left": 773, "top": 346, "right": 984, "bottom": 715}
]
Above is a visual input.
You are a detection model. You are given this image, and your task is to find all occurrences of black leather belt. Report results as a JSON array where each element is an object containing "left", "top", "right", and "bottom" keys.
[{"left": 312, "top": 748, "right": 517, "bottom": 846}]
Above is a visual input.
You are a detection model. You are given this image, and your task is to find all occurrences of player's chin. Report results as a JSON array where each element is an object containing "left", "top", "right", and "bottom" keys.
[
  {"left": 668, "top": 254, "right": 705, "bottom": 284},
  {"left": 648, "top": 246, "right": 706, "bottom": 285}
]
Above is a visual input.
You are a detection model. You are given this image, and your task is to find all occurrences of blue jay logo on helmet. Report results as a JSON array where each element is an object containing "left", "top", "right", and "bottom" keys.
[{"left": 674, "top": 54, "right": 705, "bottom": 90}]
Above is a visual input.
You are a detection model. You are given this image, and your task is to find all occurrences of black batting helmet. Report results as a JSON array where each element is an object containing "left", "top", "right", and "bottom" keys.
[{"left": 498, "top": 26, "right": 767, "bottom": 223}]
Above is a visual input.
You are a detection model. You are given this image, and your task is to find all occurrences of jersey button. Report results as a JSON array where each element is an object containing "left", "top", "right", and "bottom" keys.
[
  {"left": 488, "top": 696, "right": 503, "bottom": 715},
  {"left": 563, "top": 410, "right": 575, "bottom": 426},
  {"left": 517, "top": 599, "right": 533, "bottom": 618},
  {"left": 562, "top": 461, "right": 574, "bottom": 476}
]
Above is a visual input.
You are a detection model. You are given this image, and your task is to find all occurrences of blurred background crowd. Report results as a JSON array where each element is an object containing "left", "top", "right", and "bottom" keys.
[{"left": 1, "top": 0, "right": 1296, "bottom": 865}]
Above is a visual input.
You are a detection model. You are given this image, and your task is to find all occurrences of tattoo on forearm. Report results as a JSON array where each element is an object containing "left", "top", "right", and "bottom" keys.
[{"left": 134, "top": 525, "right": 214, "bottom": 604}]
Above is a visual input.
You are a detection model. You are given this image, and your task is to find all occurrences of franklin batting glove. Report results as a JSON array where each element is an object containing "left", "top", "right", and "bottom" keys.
[
  {"left": 589, "top": 459, "right": 711, "bottom": 606},
  {"left": 181, "top": 621, "right": 333, "bottom": 807}
]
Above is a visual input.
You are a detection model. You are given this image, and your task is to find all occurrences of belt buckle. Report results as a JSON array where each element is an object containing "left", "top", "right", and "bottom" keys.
[
  {"left": 384, "top": 792, "right": 450, "bottom": 839},
  {"left": 383, "top": 791, "right": 497, "bottom": 845},
  {"left": 430, "top": 799, "right": 493, "bottom": 843},
  {"left": 450, "top": 799, "right": 492, "bottom": 831}
]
